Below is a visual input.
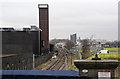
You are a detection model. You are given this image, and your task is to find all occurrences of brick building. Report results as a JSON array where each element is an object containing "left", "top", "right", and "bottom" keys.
[{"left": 38, "top": 4, "right": 49, "bottom": 55}]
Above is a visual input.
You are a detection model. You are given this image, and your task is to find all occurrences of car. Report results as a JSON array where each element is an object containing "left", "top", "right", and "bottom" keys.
[{"left": 52, "top": 55, "right": 56, "bottom": 59}]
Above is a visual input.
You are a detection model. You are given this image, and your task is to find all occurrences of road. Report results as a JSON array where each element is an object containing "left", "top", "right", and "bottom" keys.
[
  {"left": 70, "top": 49, "right": 82, "bottom": 60},
  {"left": 110, "top": 52, "right": 120, "bottom": 53}
]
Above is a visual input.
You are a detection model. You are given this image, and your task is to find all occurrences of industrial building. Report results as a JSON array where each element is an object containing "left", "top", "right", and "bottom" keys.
[
  {"left": 70, "top": 33, "right": 77, "bottom": 44},
  {"left": 0, "top": 4, "right": 52, "bottom": 70},
  {"left": 1, "top": 26, "right": 41, "bottom": 55},
  {"left": 38, "top": 4, "right": 49, "bottom": 55},
  {"left": 1, "top": 26, "right": 41, "bottom": 70}
]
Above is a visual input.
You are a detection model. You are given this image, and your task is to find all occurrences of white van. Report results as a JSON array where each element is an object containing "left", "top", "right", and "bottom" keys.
[{"left": 99, "top": 50, "right": 109, "bottom": 54}]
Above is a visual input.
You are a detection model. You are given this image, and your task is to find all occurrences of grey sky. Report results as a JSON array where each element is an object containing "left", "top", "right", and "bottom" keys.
[{"left": 0, "top": 0, "right": 119, "bottom": 40}]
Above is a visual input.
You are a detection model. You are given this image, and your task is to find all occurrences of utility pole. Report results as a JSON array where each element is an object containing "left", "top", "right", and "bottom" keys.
[
  {"left": 69, "top": 49, "right": 72, "bottom": 65},
  {"left": 65, "top": 53, "right": 68, "bottom": 70},
  {"left": 116, "top": 68, "right": 119, "bottom": 78},
  {"left": 89, "top": 34, "right": 96, "bottom": 55},
  {"left": 33, "top": 54, "right": 35, "bottom": 69},
  {"left": 71, "top": 52, "right": 72, "bottom": 65},
  {"left": 78, "top": 51, "right": 82, "bottom": 60}
]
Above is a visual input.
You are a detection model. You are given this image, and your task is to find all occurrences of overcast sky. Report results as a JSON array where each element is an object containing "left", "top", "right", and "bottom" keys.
[{"left": 0, "top": 0, "right": 119, "bottom": 41}]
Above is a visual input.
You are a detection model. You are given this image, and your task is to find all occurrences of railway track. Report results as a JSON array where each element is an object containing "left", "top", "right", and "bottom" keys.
[
  {"left": 58, "top": 63, "right": 65, "bottom": 70},
  {"left": 46, "top": 55, "right": 65, "bottom": 70},
  {"left": 43, "top": 48, "right": 69, "bottom": 70},
  {"left": 47, "top": 58, "right": 61, "bottom": 70},
  {"left": 52, "top": 56, "right": 65, "bottom": 70},
  {"left": 46, "top": 54, "right": 69, "bottom": 70}
]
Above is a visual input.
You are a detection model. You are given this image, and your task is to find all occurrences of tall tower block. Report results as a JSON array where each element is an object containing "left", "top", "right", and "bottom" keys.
[{"left": 38, "top": 4, "right": 49, "bottom": 54}]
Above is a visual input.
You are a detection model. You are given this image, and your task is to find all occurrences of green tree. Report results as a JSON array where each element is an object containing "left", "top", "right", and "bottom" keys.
[{"left": 64, "top": 40, "right": 75, "bottom": 50}]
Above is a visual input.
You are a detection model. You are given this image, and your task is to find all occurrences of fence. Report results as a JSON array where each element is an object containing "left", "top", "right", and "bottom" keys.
[{"left": 2, "top": 52, "right": 53, "bottom": 70}]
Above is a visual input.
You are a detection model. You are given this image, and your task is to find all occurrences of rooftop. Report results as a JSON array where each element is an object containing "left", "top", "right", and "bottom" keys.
[{"left": 0, "top": 26, "right": 41, "bottom": 31}]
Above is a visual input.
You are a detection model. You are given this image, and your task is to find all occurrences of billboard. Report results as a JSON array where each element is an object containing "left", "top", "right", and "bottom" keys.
[{"left": 98, "top": 72, "right": 111, "bottom": 79}]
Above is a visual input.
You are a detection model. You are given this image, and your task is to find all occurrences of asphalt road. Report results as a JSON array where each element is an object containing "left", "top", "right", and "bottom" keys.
[{"left": 110, "top": 52, "right": 120, "bottom": 53}]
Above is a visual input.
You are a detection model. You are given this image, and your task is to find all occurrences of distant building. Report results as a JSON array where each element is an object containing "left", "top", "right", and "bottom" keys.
[
  {"left": 38, "top": 4, "right": 49, "bottom": 54},
  {"left": 70, "top": 33, "right": 77, "bottom": 44}
]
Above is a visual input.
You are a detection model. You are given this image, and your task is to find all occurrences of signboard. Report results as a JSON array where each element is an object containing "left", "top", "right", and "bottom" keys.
[{"left": 98, "top": 72, "right": 111, "bottom": 79}]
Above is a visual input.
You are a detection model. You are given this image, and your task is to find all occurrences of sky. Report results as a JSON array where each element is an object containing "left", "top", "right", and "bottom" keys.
[{"left": 0, "top": 0, "right": 119, "bottom": 41}]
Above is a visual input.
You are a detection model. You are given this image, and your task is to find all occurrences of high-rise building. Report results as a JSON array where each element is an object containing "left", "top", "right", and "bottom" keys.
[
  {"left": 70, "top": 33, "right": 77, "bottom": 44},
  {"left": 38, "top": 4, "right": 49, "bottom": 54}
]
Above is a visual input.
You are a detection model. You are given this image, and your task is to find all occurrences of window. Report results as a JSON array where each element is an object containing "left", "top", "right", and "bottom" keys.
[{"left": 42, "top": 40, "right": 45, "bottom": 47}]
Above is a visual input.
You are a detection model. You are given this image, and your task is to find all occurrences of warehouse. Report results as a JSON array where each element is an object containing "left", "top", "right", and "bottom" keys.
[{"left": 1, "top": 26, "right": 41, "bottom": 70}]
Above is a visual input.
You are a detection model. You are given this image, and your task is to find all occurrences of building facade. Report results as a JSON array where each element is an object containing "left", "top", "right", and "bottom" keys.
[
  {"left": 1, "top": 26, "right": 41, "bottom": 70},
  {"left": 70, "top": 33, "right": 77, "bottom": 44}
]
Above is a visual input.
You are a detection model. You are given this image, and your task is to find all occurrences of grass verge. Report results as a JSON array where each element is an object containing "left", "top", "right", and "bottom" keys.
[
  {"left": 68, "top": 54, "right": 80, "bottom": 71},
  {"left": 34, "top": 58, "right": 54, "bottom": 70},
  {"left": 87, "top": 53, "right": 120, "bottom": 60},
  {"left": 104, "top": 48, "right": 120, "bottom": 52}
]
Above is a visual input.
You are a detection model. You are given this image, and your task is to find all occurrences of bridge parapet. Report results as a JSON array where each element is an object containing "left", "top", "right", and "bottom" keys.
[{"left": 74, "top": 55, "right": 119, "bottom": 79}]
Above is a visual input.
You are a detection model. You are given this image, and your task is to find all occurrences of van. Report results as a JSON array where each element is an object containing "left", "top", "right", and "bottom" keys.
[{"left": 99, "top": 50, "right": 109, "bottom": 54}]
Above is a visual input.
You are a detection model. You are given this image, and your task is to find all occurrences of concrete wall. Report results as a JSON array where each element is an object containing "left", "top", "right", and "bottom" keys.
[
  {"left": 2, "top": 52, "right": 53, "bottom": 70},
  {"left": 2, "top": 31, "right": 40, "bottom": 70}
]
